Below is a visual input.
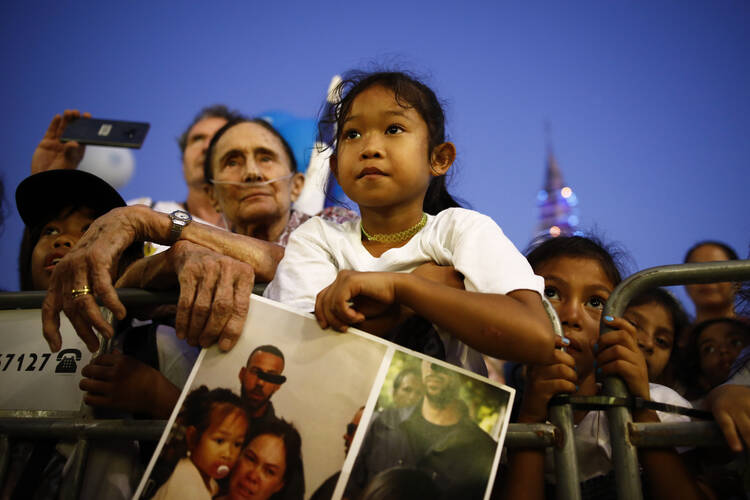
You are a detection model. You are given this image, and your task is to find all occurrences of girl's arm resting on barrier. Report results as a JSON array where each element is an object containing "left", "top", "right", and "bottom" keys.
[
  {"left": 351, "top": 263, "right": 465, "bottom": 337},
  {"left": 314, "top": 271, "right": 555, "bottom": 364}
]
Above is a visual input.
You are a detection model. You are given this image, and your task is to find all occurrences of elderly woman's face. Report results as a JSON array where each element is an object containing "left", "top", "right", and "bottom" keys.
[
  {"left": 228, "top": 433, "right": 287, "bottom": 500},
  {"left": 208, "top": 122, "right": 304, "bottom": 235}
]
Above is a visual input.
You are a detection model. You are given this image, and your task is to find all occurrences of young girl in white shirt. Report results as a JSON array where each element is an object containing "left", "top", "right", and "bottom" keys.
[{"left": 265, "top": 71, "right": 554, "bottom": 374}]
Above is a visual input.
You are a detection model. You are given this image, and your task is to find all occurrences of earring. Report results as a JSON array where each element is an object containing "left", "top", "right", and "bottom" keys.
[{"left": 187, "top": 450, "right": 191, "bottom": 458}]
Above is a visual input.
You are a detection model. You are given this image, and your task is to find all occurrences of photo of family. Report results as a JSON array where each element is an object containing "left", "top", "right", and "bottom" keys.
[{"left": 134, "top": 295, "right": 513, "bottom": 500}]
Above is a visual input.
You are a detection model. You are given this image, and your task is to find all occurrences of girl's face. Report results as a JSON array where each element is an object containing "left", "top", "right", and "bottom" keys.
[
  {"left": 534, "top": 256, "right": 615, "bottom": 377},
  {"left": 698, "top": 322, "right": 749, "bottom": 387},
  {"left": 331, "top": 85, "right": 444, "bottom": 214},
  {"left": 189, "top": 406, "right": 248, "bottom": 481},
  {"left": 685, "top": 244, "right": 736, "bottom": 310},
  {"left": 624, "top": 301, "right": 674, "bottom": 380},
  {"left": 229, "top": 433, "right": 287, "bottom": 500},
  {"left": 30, "top": 207, "right": 96, "bottom": 290}
]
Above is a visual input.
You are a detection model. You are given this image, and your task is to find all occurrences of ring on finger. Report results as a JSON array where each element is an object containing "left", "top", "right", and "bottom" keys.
[{"left": 71, "top": 286, "right": 92, "bottom": 299}]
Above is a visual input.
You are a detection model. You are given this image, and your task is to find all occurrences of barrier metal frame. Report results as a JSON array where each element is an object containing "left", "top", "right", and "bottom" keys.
[{"left": 1, "top": 260, "right": 748, "bottom": 499}]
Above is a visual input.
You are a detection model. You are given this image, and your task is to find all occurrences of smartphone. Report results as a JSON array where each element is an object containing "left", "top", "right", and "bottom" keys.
[{"left": 61, "top": 118, "right": 150, "bottom": 149}]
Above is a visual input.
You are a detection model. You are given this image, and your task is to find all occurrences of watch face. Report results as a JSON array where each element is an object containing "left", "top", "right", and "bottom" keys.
[{"left": 171, "top": 210, "right": 192, "bottom": 222}]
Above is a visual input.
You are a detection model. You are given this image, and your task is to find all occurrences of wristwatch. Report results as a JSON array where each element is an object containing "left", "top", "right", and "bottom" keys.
[{"left": 168, "top": 210, "right": 192, "bottom": 244}]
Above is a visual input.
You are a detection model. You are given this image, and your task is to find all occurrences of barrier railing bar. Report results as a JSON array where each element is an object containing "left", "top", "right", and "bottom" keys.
[
  {"left": 600, "top": 259, "right": 750, "bottom": 500},
  {"left": 541, "top": 297, "right": 583, "bottom": 500},
  {"left": 629, "top": 421, "right": 725, "bottom": 448},
  {"left": 0, "top": 286, "right": 267, "bottom": 311},
  {"left": 59, "top": 438, "right": 88, "bottom": 500},
  {"left": 549, "top": 405, "right": 582, "bottom": 500},
  {"left": 0, "top": 418, "right": 167, "bottom": 441},
  {"left": 505, "top": 423, "right": 558, "bottom": 448}
]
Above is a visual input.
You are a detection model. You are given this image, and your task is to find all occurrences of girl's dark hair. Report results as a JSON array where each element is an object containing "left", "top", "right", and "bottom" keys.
[
  {"left": 628, "top": 288, "right": 690, "bottom": 386},
  {"left": 684, "top": 240, "right": 739, "bottom": 263},
  {"left": 203, "top": 117, "right": 297, "bottom": 183},
  {"left": 319, "top": 70, "right": 463, "bottom": 215},
  {"left": 180, "top": 385, "right": 247, "bottom": 439},
  {"left": 525, "top": 235, "right": 625, "bottom": 287},
  {"left": 246, "top": 418, "right": 304, "bottom": 500},
  {"left": 18, "top": 205, "right": 144, "bottom": 291},
  {"left": 629, "top": 288, "right": 690, "bottom": 347},
  {"left": 684, "top": 318, "right": 750, "bottom": 398}
]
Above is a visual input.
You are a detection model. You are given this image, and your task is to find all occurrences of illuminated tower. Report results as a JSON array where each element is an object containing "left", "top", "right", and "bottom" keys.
[{"left": 535, "top": 134, "right": 579, "bottom": 238}]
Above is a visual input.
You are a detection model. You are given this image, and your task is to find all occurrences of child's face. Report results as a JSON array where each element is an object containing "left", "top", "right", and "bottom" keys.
[
  {"left": 331, "top": 85, "right": 437, "bottom": 214},
  {"left": 685, "top": 244, "right": 736, "bottom": 310},
  {"left": 534, "top": 256, "right": 614, "bottom": 377},
  {"left": 698, "top": 322, "right": 749, "bottom": 387},
  {"left": 190, "top": 406, "right": 248, "bottom": 480},
  {"left": 30, "top": 207, "right": 96, "bottom": 290},
  {"left": 624, "top": 301, "right": 674, "bottom": 380}
]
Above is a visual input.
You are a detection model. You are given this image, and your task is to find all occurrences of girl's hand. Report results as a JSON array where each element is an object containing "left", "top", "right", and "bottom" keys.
[
  {"left": 314, "top": 271, "right": 398, "bottom": 332},
  {"left": 518, "top": 336, "right": 577, "bottom": 423},
  {"left": 597, "top": 316, "right": 650, "bottom": 401},
  {"left": 705, "top": 384, "right": 750, "bottom": 453},
  {"left": 79, "top": 350, "right": 180, "bottom": 418}
]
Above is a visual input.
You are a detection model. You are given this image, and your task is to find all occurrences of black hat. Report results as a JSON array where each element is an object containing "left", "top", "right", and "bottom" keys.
[{"left": 15, "top": 169, "right": 126, "bottom": 228}]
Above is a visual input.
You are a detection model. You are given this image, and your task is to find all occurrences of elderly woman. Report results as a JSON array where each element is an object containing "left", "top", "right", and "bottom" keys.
[{"left": 40, "top": 116, "right": 343, "bottom": 353}]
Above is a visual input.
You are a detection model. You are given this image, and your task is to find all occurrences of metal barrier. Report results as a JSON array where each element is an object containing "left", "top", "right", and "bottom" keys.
[
  {"left": 599, "top": 259, "right": 750, "bottom": 500},
  {"left": 0, "top": 260, "right": 748, "bottom": 499}
]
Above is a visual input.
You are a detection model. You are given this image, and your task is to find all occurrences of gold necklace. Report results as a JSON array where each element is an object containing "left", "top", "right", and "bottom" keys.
[{"left": 361, "top": 213, "right": 428, "bottom": 243}]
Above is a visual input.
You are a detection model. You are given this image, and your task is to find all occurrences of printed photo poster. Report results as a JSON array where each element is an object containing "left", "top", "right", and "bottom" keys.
[
  {"left": 135, "top": 295, "right": 514, "bottom": 500},
  {"left": 335, "top": 350, "right": 513, "bottom": 500}
]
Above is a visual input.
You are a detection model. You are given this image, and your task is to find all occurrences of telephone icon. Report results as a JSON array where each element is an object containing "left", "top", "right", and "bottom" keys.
[{"left": 55, "top": 349, "right": 82, "bottom": 374}]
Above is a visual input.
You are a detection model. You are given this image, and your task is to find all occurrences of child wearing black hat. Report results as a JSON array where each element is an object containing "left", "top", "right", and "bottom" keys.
[{"left": 13, "top": 170, "right": 197, "bottom": 497}]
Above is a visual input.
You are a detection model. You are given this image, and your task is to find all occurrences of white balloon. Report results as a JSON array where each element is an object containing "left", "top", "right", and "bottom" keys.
[{"left": 77, "top": 146, "right": 135, "bottom": 189}]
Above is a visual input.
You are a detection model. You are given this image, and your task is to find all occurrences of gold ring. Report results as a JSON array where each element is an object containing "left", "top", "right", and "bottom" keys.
[{"left": 71, "top": 286, "right": 92, "bottom": 299}]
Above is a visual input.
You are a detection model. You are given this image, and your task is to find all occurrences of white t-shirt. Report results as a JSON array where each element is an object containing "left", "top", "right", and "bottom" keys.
[
  {"left": 264, "top": 207, "right": 544, "bottom": 373},
  {"left": 545, "top": 383, "right": 692, "bottom": 483}
]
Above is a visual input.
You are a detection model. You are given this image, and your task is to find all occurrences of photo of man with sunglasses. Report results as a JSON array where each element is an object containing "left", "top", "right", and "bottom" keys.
[{"left": 239, "top": 344, "right": 288, "bottom": 424}]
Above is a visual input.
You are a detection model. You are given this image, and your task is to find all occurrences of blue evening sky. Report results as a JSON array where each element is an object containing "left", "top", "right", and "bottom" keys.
[{"left": 1, "top": 1, "right": 748, "bottom": 312}]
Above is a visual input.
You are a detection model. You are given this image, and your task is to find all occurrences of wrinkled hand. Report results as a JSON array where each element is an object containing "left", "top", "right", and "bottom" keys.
[
  {"left": 31, "top": 110, "right": 90, "bottom": 174},
  {"left": 705, "top": 384, "right": 750, "bottom": 453},
  {"left": 519, "top": 336, "right": 577, "bottom": 423},
  {"left": 169, "top": 240, "right": 254, "bottom": 351},
  {"left": 42, "top": 207, "right": 139, "bottom": 353},
  {"left": 597, "top": 316, "right": 650, "bottom": 401},
  {"left": 79, "top": 350, "right": 179, "bottom": 418},
  {"left": 315, "top": 270, "right": 399, "bottom": 332}
]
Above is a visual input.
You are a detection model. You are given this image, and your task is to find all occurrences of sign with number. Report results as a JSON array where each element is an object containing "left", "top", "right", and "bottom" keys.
[{"left": 0, "top": 309, "right": 94, "bottom": 413}]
